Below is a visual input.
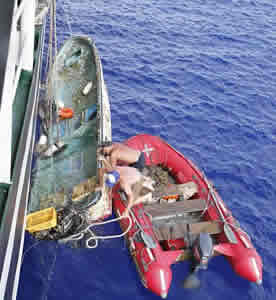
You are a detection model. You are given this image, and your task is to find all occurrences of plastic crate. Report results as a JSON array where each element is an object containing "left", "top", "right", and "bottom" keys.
[{"left": 26, "top": 207, "right": 57, "bottom": 233}]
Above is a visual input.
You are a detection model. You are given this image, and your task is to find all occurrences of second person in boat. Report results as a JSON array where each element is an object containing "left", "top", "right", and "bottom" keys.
[{"left": 99, "top": 143, "right": 154, "bottom": 215}]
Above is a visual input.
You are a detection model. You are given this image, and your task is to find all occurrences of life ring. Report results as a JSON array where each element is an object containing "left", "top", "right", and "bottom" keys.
[{"left": 58, "top": 107, "right": 74, "bottom": 120}]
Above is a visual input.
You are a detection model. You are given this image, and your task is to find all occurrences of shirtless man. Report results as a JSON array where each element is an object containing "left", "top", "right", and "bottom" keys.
[
  {"left": 101, "top": 143, "right": 154, "bottom": 214},
  {"left": 102, "top": 142, "right": 144, "bottom": 171}
]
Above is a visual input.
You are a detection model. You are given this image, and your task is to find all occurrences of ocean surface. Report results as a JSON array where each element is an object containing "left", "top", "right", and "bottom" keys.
[{"left": 18, "top": 0, "right": 276, "bottom": 299}]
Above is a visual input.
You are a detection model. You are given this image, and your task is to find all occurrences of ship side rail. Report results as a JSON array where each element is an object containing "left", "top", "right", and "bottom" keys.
[
  {"left": 0, "top": 0, "right": 35, "bottom": 184},
  {"left": 0, "top": 5, "right": 46, "bottom": 300}
]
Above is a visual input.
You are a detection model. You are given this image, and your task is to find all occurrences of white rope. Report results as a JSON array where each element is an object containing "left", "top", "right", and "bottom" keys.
[
  {"left": 52, "top": 0, "right": 57, "bottom": 57},
  {"left": 58, "top": 215, "right": 133, "bottom": 249},
  {"left": 47, "top": 0, "right": 56, "bottom": 195},
  {"left": 61, "top": 0, "right": 73, "bottom": 36},
  {"left": 21, "top": 240, "right": 43, "bottom": 265},
  {"left": 61, "top": 0, "right": 86, "bottom": 37}
]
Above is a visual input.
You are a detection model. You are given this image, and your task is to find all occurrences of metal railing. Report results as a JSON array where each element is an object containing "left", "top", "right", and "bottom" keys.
[
  {"left": 0, "top": 13, "right": 46, "bottom": 300},
  {"left": 0, "top": 0, "right": 35, "bottom": 183}
]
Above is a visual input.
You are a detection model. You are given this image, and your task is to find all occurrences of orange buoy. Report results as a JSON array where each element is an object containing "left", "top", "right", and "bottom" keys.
[
  {"left": 162, "top": 194, "right": 179, "bottom": 200},
  {"left": 58, "top": 107, "right": 74, "bottom": 120}
]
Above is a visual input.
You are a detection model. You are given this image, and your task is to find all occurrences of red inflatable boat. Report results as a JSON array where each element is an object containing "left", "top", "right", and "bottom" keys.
[{"left": 113, "top": 134, "right": 262, "bottom": 298}]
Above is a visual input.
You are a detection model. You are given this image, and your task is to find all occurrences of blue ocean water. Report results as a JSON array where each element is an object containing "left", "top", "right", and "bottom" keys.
[{"left": 18, "top": 0, "right": 276, "bottom": 299}]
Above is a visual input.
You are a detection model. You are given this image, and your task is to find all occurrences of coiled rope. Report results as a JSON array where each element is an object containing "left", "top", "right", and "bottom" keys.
[{"left": 58, "top": 215, "right": 133, "bottom": 249}]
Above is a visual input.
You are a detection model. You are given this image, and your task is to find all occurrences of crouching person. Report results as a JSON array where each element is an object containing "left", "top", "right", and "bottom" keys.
[{"left": 99, "top": 143, "right": 154, "bottom": 215}]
